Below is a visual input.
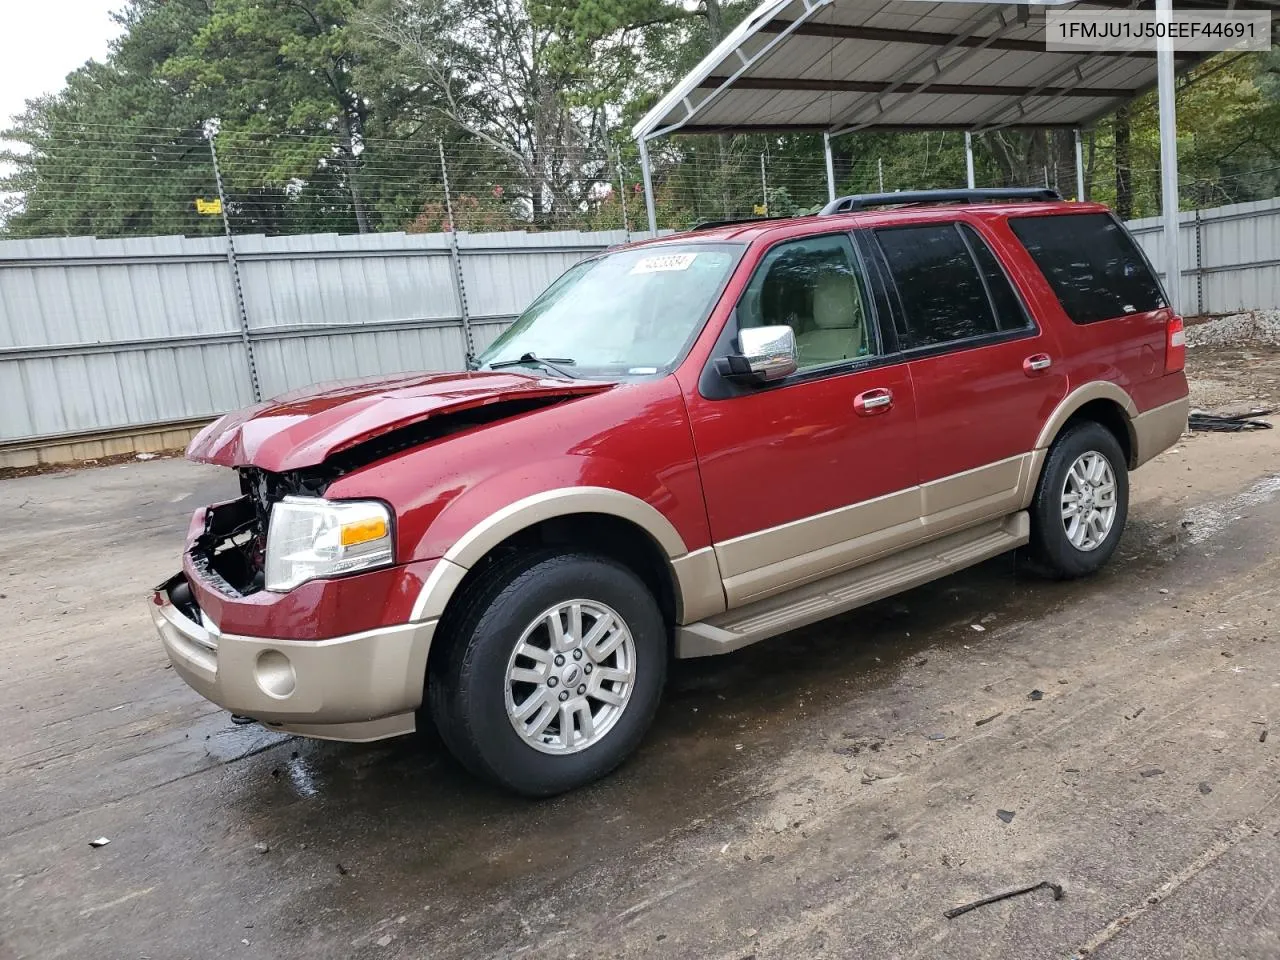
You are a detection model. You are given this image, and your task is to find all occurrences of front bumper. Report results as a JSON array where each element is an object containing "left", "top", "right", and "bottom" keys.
[{"left": 150, "top": 574, "right": 437, "bottom": 742}]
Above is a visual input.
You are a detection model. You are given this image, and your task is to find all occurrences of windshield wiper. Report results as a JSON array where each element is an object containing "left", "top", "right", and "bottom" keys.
[{"left": 487, "top": 352, "right": 580, "bottom": 379}]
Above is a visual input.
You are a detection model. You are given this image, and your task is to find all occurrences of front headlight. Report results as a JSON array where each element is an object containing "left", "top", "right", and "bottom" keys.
[{"left": 264, "top": 496, "right": 394, "bottom": 592}]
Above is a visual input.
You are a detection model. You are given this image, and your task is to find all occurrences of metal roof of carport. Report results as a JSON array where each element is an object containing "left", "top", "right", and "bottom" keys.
[
  {"left": 630, "top": 0, "right": 1280, "bottom": 312},
  {"left": 632, "top": 0, "right": 1232, "bottom": 140}
]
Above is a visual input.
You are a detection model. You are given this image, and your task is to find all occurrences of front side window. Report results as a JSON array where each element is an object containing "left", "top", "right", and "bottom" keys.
[
  {"left": 737, "top": 233, "right": 876, "bottom": 370},
  {"left": 476, "top": 243, "right": 740, "bottom": 378},
  {"left": 1008, "top": 212, "right": 1165, "bottom": 324},
  {"left": 875, "top": 223, "right": 1000, "bottom": 348}
]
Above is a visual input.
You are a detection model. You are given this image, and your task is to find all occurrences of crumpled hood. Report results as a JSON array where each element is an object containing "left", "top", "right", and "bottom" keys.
[{"left": 187, "top": 370, "right": 611, "bottom": 472}]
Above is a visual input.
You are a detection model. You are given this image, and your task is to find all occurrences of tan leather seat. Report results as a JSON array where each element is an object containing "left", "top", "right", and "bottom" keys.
[{"left": 796, "top": 271, "right": 862, "bottom": 366}]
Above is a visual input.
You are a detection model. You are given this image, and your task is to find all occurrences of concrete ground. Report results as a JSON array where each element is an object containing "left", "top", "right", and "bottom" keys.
[{"left": 3, "top": 346, "right": 1280, "bottom": 960}]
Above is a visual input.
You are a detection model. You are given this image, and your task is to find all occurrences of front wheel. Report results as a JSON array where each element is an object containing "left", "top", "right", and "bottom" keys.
[
  {"left": 1027, "top": 421, "right": 1130, "bottom": 579},
  {"left": 429, "top": 551, "right": 667, "bottom": 796}
]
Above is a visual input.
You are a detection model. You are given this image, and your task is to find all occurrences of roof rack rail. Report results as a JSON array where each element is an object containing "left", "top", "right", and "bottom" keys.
[{"left": 820, "top": 187, "right": 1061, "bottom": 216}]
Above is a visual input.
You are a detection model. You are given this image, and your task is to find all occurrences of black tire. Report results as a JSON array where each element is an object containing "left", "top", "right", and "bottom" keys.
[
  {"left": 428, "top": 550, "right": 667, "bottom": 797},
  {"left": 1027, "top": 420, "right": 1130, "bottom": 579}
]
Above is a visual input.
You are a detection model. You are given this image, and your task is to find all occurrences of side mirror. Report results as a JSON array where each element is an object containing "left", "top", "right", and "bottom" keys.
[{"left": 716, "top": 325, "right": 798, "bottom": 384}]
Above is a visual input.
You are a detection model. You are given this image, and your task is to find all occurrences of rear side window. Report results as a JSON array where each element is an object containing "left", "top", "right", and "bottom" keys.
[
  {"left": 875, "top": 223, "right": 999, "bottom": 348},
  {"left": 960, "top": 224, "right": 1032, "bottom": 332},
  {"left": 1008, "top": 213, "right": 1165, "bottom": 324}
]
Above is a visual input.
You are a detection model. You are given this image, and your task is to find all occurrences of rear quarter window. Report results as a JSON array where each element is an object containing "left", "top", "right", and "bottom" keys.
[{"left": 1008, "top": 212, "right": 1166, "bottom": 324}]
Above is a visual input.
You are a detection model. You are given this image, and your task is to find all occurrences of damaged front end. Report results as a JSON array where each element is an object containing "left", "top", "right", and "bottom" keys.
[
  {"left": 184, "top": 372, "right": 612, "bottom": 596},
  {"left": 189, "top": 466, "right": 331, "bottom": 596}
]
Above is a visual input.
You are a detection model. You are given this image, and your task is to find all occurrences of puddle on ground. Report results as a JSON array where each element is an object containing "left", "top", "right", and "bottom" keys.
[{"left": 1181, "top": 474, "right": 1280, "bottom": 544}]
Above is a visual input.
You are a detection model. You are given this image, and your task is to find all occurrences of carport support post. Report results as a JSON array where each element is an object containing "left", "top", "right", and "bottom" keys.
[
  {"left": 1074, "top": 129, "right": 1086, "bottom": 201},
  {"left": 638, "top": 137, "right": 658, "bottom": 235},
  {"left": 823, "top": 132, "right": 837, "bottom": 204},
  {"left": 964, "top": 132, "right": 976, "bottom": 189},
  {"left": 1156, "top": 0, "right": 1182, "bottom": 312}
]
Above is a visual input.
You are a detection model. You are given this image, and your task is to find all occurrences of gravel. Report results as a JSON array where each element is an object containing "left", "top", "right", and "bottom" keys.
[{"left": 1186, "top": 310, "right": 1280, "bottom": 349}]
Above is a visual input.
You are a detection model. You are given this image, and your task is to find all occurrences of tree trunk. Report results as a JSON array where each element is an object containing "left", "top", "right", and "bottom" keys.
[
  {"left": 338, "top": 115, "right": 372, "bottom": 234},
  {"left": 1114, "top": 106, "right": 1132, "bottom": 220},
  {"left": 987, "top": 132, "right": 1017, "bottom": 186}
]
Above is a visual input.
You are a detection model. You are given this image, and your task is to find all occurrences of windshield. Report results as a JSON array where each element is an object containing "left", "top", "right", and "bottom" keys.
[{"left": 475, "top": 243, "right": 741, "bottom": 378}]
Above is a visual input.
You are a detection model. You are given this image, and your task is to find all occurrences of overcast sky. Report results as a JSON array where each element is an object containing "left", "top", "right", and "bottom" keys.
[{"left": 2, "top": 0, "right": 124, "bottom": 132}]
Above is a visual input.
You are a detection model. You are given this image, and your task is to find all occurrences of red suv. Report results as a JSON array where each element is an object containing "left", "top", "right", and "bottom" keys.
[{"left": 150, "top": 189, "right": 1188, "bottom": 795}]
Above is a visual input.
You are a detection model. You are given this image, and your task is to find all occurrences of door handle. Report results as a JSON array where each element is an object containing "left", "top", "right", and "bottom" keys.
[
  {"left": 1023, "top": 354, "right": 1052, "bottom": 376},
  {"left": 854, "top": 388, "right": 893, "bottom": 416}
]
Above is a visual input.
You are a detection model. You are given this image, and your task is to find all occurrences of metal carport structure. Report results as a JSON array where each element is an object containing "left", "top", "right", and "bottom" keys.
[{"left": 632, "top": 0, "right": 1279, "bottom": 312}]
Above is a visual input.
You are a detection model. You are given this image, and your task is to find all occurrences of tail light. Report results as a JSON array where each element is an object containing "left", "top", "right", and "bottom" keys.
[{"left": 1165, "top": 314, "right": 1185, "bottom": 374}]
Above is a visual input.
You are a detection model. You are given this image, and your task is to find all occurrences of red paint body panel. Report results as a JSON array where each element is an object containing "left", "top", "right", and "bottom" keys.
[
  {"left": 981, "top": 212, "right": 1177, "bottom": 415},
  {"left": 186, "top": 370, "right": 610, "bottom": 472},
  {"left": 685, "top": 364, "right": 917, "bottom": 542},
  {"left": 902, "top": 216, "right": 1069, "bottom": 481},
  {"left": 326, "top": 376, "right": 709, "bottom": 560},
  {"left": 167, "top": 198, "right": 1190, "bottom": 645},
  {"left": 182, "top": 548, "right": 437, "bottom": 640}
]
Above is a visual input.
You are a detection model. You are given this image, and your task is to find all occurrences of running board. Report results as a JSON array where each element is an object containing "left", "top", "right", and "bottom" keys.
[{"left": 676, "top": 512, "right": 1029, "bottom": 658}]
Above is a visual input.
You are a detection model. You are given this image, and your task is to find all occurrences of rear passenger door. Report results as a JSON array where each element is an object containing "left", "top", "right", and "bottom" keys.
[{"left": 866, "top": 220, "right": 1066, "bottom": 536}]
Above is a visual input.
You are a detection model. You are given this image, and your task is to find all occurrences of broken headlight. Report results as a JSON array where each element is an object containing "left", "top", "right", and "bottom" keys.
[{"left": 264, "top": 497, "right": 394, "bottom": 592}]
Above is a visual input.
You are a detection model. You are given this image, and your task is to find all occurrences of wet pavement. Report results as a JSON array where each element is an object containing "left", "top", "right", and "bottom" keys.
[{"left": 3, "top": 434, "right": 1280, "bottom": 960}]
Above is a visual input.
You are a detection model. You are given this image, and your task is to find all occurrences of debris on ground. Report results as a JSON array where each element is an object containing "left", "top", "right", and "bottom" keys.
[
  {"left": 1126, "top": 706, "right": 1146, "bottom": 720},
  {"left": 253, "top": 842, "right": 269, "bottom": 854},
  {"left": 970, "top": 623, "right": 986, "bottom": 632},
  {"left": 1140, "top": 768, "right": 1165, "bottom": 778},
  {"left": 1199, "top": 782, "right": 1213, "bottom": 795},
  {"left": 1262, "top": 730, "right": 1269, "bottom": 743},
  {"left": 230, "top": 715, "right": 256, "bottom": 726},
  {"left": 944, "top": 880, "right": 1064, "bottom": 919},
  {"left": 996, "top": 809, "right": 1016, "bottom": 824},
  {"left": 376, "top": 935, "right": 393, "bottom": 947},
  {"left": 1189, "top": 410, "right": 1273, "bottom": 432},
  {"left": 923, "top": 732, "right": 947, "bottom": 741},
  {"left": 336, "top": 863, "right": 349, "bottom": 876},
  {"left": 1187, "top": 310, "right": 1280, "bottom": 349},
  {"left": 88, "top": 837, "right": 111, "bottom": 848},
  {"left": 975, "top": 712, "right": 1003, "bottom": 727},
  {"left": 1028, "top": 689, "right": 1044, "bottom": 701}
]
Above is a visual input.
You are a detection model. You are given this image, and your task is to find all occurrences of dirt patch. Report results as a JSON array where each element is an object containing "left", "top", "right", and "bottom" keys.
[{"left": 1187, "top": 343, "right": 1280, "bottom": 413}]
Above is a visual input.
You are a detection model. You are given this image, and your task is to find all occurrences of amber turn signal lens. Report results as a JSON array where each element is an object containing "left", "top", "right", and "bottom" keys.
[{"left": 340, "top": 516, "right": 389, "bottom": 546}]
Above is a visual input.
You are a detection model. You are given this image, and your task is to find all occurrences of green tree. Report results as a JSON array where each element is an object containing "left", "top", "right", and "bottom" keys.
[{"left": 1, "top": 0, "right": 224, "bottom": 238}]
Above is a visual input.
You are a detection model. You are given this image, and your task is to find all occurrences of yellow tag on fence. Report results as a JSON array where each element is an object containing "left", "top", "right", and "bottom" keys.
[{"left": 195, "top": 198, "right": 223, "bottom": 215}]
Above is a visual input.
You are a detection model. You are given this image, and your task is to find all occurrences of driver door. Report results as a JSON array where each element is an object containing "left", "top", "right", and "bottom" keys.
[{"left": 683, "top": 232, "right": 919, "bottom": 608}]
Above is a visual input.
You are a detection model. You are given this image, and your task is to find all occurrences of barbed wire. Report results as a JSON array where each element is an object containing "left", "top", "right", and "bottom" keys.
[{"left": 3, "top": 125, "right": 1278, "bottom": 240}]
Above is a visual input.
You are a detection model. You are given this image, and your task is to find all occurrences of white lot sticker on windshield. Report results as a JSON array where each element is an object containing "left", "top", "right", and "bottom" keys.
[{"left": 630, "top": 253, "right": 697, "bottom": 274}]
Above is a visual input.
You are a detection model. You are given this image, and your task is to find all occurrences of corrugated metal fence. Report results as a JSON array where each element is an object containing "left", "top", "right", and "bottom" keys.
[
  {"left": 0, "top": 228, "right": 654, "bottom": 447},
  {"left": 2, "top": 198, "right": 1278, "bottom": 450},
  {"left": 1127, "top": 196, "right": 1280, "bottom": 317}
]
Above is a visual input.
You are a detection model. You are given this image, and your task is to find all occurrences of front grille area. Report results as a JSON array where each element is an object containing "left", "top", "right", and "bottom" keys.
[
  {"left": 189, "top": 495, "right": 265, "bottom": 596},
  {"left": 188, "top": 466, "right": 333, "bottom": 596}
]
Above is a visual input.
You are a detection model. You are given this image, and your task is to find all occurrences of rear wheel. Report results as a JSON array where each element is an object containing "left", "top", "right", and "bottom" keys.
[
  {"left": 429, "top": 551, "right": 667, "bottom": 796},
  {"left": 1027, "top": 421, "right": 1129, "bottom": 579}
]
